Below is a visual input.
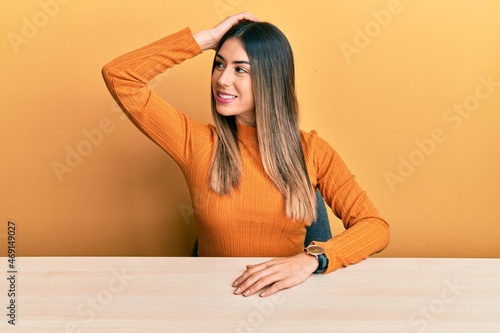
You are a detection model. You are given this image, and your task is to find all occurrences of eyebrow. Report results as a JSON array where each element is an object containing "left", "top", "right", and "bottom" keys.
[{"left": 216, "top": 54, "right": 250, "bottom": 65}]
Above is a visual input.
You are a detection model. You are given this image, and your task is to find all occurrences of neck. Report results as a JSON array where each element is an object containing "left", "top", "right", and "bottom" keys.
[{"left": 235, "top": 117, "right": 256, "bottom": 127}]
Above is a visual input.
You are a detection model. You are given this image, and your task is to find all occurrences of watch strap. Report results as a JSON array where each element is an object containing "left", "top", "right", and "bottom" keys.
[{"left": 314, "top": 254, "right": 328, "bottom": 274}]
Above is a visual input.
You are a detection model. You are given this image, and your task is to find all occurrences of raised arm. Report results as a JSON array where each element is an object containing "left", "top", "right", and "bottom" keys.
[
  {"left": 101, "top": 12, "right": 259, "bottom": 168},
  {"left": 101, "top": 28, "right": 206, "bottom": 168}
]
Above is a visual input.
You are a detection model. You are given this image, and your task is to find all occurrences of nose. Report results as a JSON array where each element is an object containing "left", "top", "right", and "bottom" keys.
[{"left": 216, "top": 68, "right": 232, "bottom": 87}]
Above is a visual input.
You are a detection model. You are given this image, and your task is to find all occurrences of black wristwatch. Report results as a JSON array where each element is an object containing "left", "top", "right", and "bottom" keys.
[{"left": 305, "top": 244, "right": 329, "bottom": 274}]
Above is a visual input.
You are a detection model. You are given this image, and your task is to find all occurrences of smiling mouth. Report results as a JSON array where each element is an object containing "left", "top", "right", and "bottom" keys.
[{"left": 217, "top": 93, "right": 237, "bottom": 100}]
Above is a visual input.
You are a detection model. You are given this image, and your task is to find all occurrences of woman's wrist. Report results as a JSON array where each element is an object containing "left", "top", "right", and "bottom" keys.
[
  {"left": 300, "top": 252, "right": 320, "bottom": 273},
  {"left": 192, "top": 30, "right": 216, "bottom": 51}
]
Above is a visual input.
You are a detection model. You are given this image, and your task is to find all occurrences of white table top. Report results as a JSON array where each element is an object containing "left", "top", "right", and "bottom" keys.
[{"left": 1, "top": 257, "right": 499, "bottom": 332}]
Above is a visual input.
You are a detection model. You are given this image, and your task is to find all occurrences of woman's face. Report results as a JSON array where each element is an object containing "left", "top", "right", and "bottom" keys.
[{"left": 211, "top": 38, "right": 255, "bottom": 127}]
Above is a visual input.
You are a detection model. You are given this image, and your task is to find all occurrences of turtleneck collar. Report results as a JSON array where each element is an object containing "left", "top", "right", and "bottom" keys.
[{"left": 236, "top": 122, "right": 258, "bottom": 141}]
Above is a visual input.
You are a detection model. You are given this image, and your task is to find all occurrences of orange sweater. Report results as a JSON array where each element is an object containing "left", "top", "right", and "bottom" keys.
[{"left": 102, "top": 28, "right": 389, "bottom": 273}]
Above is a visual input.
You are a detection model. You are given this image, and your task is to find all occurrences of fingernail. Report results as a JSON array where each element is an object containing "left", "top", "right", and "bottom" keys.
[
  {"left": 232, "top": 280, "right": 239, "bottom": 287},
  {"left": 234, "top": 288, "right": 241, "bottom": 294},
  {"left": 259, "top": 292, "right": 266, "bottom": 297},
  {"left": 243, "top": 289, "right": 250, "bottom": 296}
]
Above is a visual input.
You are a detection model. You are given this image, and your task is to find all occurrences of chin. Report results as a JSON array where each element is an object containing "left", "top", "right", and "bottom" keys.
[{"left": 215, "top": 107, "right": 235, "bottom": 118}]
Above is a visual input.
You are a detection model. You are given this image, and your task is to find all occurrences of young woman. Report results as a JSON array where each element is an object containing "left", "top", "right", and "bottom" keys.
[{"left": 102, "top": 12, "right": 389, "bottom": 297}]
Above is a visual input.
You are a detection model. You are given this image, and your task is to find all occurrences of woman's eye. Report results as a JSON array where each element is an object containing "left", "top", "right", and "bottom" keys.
[
  {"left": 214, "top": 61, "right": 225, "bottom": 69},
  {"left": 236, "top": 67, "right": 247, "bottom": 74}
]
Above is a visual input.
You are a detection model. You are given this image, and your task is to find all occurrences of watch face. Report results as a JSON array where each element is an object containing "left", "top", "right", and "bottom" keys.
[{"left": 307, "top": 245, "right": 325, "bottom": 255}]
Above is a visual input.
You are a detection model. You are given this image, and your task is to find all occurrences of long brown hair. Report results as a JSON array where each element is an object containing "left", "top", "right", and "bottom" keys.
[{"left": 209, "top": 21, "right": 316, "bottom": 221}]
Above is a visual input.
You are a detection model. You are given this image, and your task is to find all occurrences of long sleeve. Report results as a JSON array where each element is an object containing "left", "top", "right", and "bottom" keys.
[
  {"left": 101, "top": 28, "right": 212, "bottom": 170},
  {"left": 311, "top": 135, "right": 390, "bottom": 273}
]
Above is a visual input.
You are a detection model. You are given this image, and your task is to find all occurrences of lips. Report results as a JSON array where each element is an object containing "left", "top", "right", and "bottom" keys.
[{"left": 215, "top": 91, "right": 237, "bottom": 104}]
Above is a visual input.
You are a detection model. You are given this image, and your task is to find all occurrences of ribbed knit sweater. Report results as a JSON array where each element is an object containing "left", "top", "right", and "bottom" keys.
[{"left": 102, "top": 28, "right": 390, "bottom": 273}]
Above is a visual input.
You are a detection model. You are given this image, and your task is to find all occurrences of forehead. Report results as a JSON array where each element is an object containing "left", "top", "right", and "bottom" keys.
[{"left": 217, "top": 38, "right": 249, "bottom": 62}]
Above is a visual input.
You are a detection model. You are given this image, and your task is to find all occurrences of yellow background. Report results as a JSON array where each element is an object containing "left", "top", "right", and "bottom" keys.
[{"left": 1, "top": 0, "right": 499, "bottom": 258}]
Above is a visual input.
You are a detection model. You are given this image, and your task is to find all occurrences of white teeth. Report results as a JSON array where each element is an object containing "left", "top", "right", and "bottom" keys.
[{"left": 219, "top": 93, "right": 236, "bottom": 100}]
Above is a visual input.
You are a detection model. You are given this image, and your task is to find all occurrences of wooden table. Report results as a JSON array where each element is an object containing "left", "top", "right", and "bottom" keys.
[{"left": 1, "top": 257, "right": 499, "bottom": 332}]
